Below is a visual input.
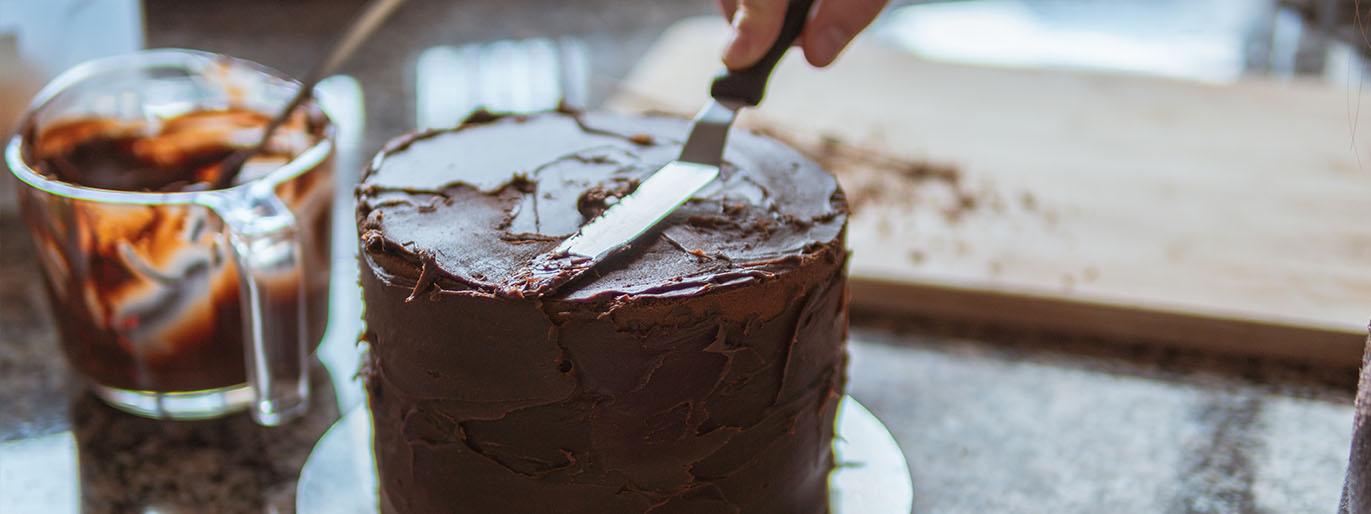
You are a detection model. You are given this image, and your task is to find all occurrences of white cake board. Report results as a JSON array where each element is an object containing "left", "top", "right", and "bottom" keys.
[{"left": 297, "top": 395, "right": 913, "bottom": 513}]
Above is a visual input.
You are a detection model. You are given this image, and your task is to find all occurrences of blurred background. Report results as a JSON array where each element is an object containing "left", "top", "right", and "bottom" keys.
[
  {"left": 5, "top": 0, "right": 1371, "bottom": 167},
  {"left": 6, "top": 0, "right": 1371, "bottom": 513}
]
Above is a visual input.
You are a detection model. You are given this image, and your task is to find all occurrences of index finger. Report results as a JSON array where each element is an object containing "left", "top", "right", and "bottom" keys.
[
  {"left": 721, "top": 0, "right": 789, "bottom": 70},
  {"left": 802, "top": 0, "right": 888, "bottom": 67}
]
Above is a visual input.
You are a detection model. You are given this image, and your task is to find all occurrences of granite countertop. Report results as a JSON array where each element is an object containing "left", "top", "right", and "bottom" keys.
[{"left": 0, "top": 1, "right": 1361, "bottom": 513}]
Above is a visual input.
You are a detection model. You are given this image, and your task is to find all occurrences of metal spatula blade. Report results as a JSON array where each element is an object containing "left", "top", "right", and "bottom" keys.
[
  {"left": 501, "top": 102, "right": 734, "bottom": 297},
  {"left": 558, "top": 99, "right": 736, "bottom": 258},
  {"left": 503, "top": 0, "right": 815, "bottom": 298},
  {"left": 564, "top": 161, "right": 719, "bottom": 259}
]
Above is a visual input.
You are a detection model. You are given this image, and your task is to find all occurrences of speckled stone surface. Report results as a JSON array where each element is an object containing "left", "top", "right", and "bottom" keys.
[
  {"left": 846, "top": 317, "right": 1355, "bottom": 514},
  {"left": 0, "top": 1, "right": 1363, "bottom": 513},
  {"left": 69, "top": 370, "right": 338, "bottom": 514}
]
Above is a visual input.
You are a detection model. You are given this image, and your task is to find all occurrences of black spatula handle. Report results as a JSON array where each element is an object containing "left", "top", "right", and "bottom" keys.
[{"left": 710, "top": 0, "right": 815, "bottom": 107}]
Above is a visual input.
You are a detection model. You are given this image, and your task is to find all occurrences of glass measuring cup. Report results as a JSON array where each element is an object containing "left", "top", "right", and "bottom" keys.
[{"left": 5, "top": 49, "right": 335, "bottom": 426}]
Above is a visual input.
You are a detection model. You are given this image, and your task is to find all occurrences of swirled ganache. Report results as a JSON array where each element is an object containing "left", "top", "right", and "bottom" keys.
[{"left": 356, "top": 110, "right": 850, "bottom": 514}]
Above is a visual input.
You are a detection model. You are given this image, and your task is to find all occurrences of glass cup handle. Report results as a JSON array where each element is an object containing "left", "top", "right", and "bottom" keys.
[{"left": 202, "top": 181, "right": 311, "bottom": 426}]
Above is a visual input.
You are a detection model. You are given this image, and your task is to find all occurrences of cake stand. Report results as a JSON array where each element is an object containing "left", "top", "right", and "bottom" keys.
[{"left": 297, "top": 395, "right": 913, "bottom": 513}]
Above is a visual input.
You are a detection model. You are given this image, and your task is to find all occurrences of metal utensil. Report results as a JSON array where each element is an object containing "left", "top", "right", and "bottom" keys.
[
  {"left": 213, "top": 0, "right": 406, "bottom": 188},
  {"left": 503, "top": 0, "right": 815, "bottom": 298}
]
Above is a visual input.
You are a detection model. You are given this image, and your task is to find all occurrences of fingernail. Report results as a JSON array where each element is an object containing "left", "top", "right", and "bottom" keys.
[{"left": 811, "top": 25, "right": 849, "bottom": 66}]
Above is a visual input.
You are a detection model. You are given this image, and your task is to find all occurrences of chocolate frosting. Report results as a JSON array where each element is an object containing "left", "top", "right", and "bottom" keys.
[{"left": 357, "top": 111, "right": 849, "bottom": 513}]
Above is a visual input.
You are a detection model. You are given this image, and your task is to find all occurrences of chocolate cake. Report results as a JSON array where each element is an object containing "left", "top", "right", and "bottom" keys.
[{"left": 356, "top": 110, "right": 849, "bottom": 513}]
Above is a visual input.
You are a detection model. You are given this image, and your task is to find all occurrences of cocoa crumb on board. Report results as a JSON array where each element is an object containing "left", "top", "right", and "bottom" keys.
[
  {"left": 753, "top": 127, "right": 1005, "bottom": 224},
  {"left": 876, "top": 217, "right": 893, "bottom": 237},
  {"left": 988, "top": 260, "right": 1003, "bottom": 276},
  {"left": 1082, "top": 266, "right": 1099, "bottom": 282},
  {"left": 628, "top": 133, "right": 654, "bottom": 145},
  {"left": 900, "top": 161, "right": 961, "bottom": 184},
  {"left": 942, "top": 193, "right": 980, "bottom": 224},
  {"left": 753, "top": 125, "right": 1064, "bottom": 269}
]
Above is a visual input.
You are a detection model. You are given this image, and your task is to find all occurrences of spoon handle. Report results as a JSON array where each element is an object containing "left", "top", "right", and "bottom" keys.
[{"left": 216, "top": 0, "right": 406, "bottom": 188}]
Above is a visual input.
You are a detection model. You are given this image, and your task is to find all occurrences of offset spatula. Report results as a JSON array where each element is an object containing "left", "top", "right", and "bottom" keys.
[{"left": 503, "top": 0, "right": 815, "bottom": 298}]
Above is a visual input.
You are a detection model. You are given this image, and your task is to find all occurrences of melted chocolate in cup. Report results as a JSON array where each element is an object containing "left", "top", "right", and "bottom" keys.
[{"left": 19, "top": 107, "right": 333, "bottom": 394}]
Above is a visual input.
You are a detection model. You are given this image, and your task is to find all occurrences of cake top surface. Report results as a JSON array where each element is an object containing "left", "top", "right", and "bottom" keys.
[{"left": 357, "top": 110, "right": 846, "bottom": 301}]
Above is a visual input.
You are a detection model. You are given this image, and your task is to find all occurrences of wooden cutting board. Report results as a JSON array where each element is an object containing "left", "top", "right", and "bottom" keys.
[{"left": 607, "top": 17, "right": 1371, "bottom": 366}]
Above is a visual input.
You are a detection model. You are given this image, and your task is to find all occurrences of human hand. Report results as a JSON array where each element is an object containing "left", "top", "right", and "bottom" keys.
[{"left": 719, "top": 0, "right": 889, "bottom": 69}]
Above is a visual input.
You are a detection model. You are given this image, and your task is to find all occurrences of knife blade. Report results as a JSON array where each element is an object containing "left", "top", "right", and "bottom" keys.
[{"left": 502, "top": 0, "right": 815, "bottom": 298}]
